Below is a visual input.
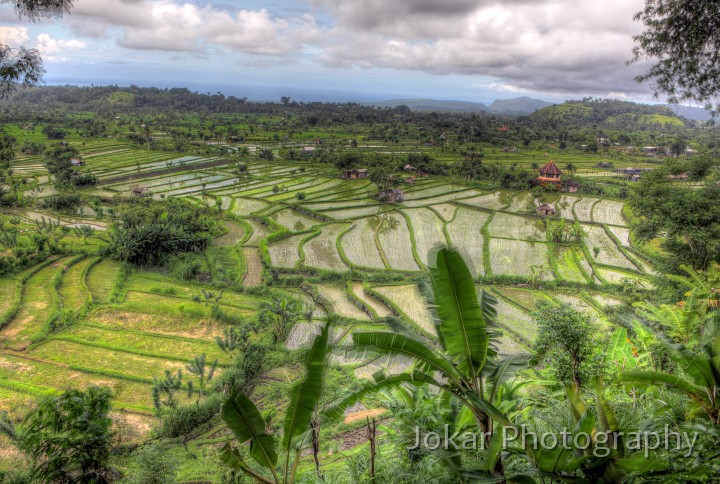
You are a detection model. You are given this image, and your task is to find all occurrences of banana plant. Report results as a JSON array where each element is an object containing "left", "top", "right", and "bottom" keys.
[
  {"left": 634, "top": 294, "right": 713, "bottom": 347},
  {"left": 621, "top": 312, "right": 720, "bottom": 424},
  {"left": 220, "top": 322, "right": 330, "bottom": 484},
  {"left": 326, "top": 247, "right": 528, "bottom": 477}
]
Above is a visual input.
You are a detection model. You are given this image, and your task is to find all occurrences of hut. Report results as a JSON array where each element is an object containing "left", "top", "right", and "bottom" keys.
[
  {"left": 378, "top": 188, "right": 404, "bottom": 203},
  {"left": 403, "top": 164, "right": 416, "bottom": 172},
  {"left": 565, "top": 179, "right": 580, "bottom": 193},
  {"left": 537, "top": 161, "right": 563, "bottom": 188},
  {"left": 405, "top": 176, "right": 416, "bottom": 185},
  {"left": 536, "top": 203, "right": 556, "bottom": 217},
  {"left": 342, "top": 168, "right": 368, "bottom": 180},
  {"left": 70, "top": 158, "right": 84, "bottom": 166},
  {"left": 132, "top": 186, "right": 148, "bottom": 196}
]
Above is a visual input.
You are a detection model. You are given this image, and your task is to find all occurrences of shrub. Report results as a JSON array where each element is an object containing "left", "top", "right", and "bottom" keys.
[
  {"left": 43, "top": 194, "right": 83, "bottom": 213},
  {"left": 167, "top": 253, "right": 202, "bottom": 281},
  {"left": 155, "top": 394, "right": 222, "bottom": 438},
  {"left": 125, "top": 443, "right": 178, "bottom": 484}
]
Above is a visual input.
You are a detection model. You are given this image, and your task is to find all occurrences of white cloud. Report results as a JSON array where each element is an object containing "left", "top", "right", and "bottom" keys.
[
  {"left": 31, "top": 0, "right": 656, "bottom": 98},
  {"left": 313, "top": 0, "right": 650, "bottom": 96},
  {"left": 0, "top": 26, "right": 29, "bottom": 45},
  {"left": 67, "top": 0, "right": 321, "bottom": 56},
  {"left": 35, "top": 33, "right": 86, "bottom": 61}
]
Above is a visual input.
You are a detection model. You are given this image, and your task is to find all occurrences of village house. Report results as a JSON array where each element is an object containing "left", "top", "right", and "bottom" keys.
[
  {"left": 131, "top": 186, "right": 149, "bottom": 196},
  {"left": 341, "top": 168, "right": 368, "bottom": 180},
  {"left": 403, "top": 164, "right": 416, "bottom": 172},
  {"left": 616, "top": 167, "right": 644, "bottom": 182},
  {"left": 642, "top": 146, "right": 659, "bottom": 155},
  {"left": 70, "top": 157, "right": 84, "bottom": 166}
]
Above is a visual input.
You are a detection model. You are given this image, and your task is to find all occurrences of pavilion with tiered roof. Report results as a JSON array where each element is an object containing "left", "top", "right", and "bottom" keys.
[{"left": 537, "top": 161, "right": 563, "bottom": 187}]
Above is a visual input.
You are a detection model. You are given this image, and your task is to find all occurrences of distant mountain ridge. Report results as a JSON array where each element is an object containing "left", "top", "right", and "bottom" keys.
[{"left": 365, "top": 96, "right": 552, "bottom": 115}]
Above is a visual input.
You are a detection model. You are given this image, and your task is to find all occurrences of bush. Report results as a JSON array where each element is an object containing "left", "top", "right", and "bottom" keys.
[
  {"left": 73, "top": 173, "right": 97, "bottom": 187},
  {"left": 125, "top": 443, "right": 178, "bottom": 484},
  {"left": 43, "top": 194, "right": 83, "bottom": 213},
  {"left": 105, "top": 198, "right": 218, "bottom": 266},
  {"left": 167, "top": 253, "right": 202, "bottom": 281},
  {"left": 155, "top": 394, "right": 222, "bottom": 438}
]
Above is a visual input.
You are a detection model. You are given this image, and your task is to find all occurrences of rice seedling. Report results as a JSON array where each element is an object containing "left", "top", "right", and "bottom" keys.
[
  {"left": 583, "top": 225, "right": 637, "bottom": 269},
  {"left": 555, "top": 195, "right": 578, "bottom": 220},
  {"left": 445, "top": 207, "right": 490, "bottom": 277},
  {"left": 302, "top": 224, "right": 349, "bottom": 272},
  {"left": 607, "top": 225, "right": 631, "bottom": 246},
  {"left": 489, "top": 239, "right": 550, "bottom": 278},
  {"left": 373, "top": 285, "right": 436, "bottom": 336},
  {"left": 231, "top": 197, "right": 269, "bottom": 216},
  {"left": 497, "top": 334, "right": 531, "bottom": 357},
  {"left": 1, "top": 256, "right": 75, "bottom": 350},
  {"left": 401, "top": 188, "right": 479, "bottom": 207},
  {"left": 350, "top": 282, "right": 393, "bottom": 318},
  {"left": 285, "top": 322, "right": 323, "bottom": 350},
  {"left": 244, "top": 219, "right": 272, "bottom": 246},
  {"left": 86, "top": 259, "right": 122, "bottom": 304},
  {"left": 488, "top": 213, "right": 545, "bottom": 241},
  {"left": 550, "top": 292, "right": 600, "bottom": 315},
  {"left": 339, "top": 217, "right": 386, "bottom": 269},
  {"left": 592, "top": 199, "right": 627, "bottom": 226},
  {"left": 322, "top": 205, "right": 383, "bottom": 219},
  {"left": 554, "top": 247, "right": 589, "bottom": 282},
  {"left": 267, "top": 234, "right": 304, "bottom": 268},
  {"left": 268, "top": 208, "right": 322, "bottom": 232},
  {"left": 28, "top": 339, "right": 188, "bottom": 383},
  {"left": 316, "top": 284, "right": 369, "bottom": 320},
  {"left": 573, "top": 197, "right": 598, "bottom": 222},
  {"left": 506, "top": 191, "right": 536, "bottom": 213},
  {"left": 375, "top": 212, "right": 420, "bottom": 271},
  {"left": 429, "top": 203, "right": 457, "bottom": 222},
  {"left": 403, "top": 208, "right": 447, "bottom": 265},
  {"left": 457, "top": 191, "right": 509, "bottom": 210},
  {"left": 492, "top": 296, "right": 538, "bottom": 345}
]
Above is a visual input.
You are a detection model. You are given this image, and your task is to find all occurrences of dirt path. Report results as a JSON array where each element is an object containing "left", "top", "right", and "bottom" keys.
[{"left": 212, "top": 220, "right": 245, "bottom": 246}]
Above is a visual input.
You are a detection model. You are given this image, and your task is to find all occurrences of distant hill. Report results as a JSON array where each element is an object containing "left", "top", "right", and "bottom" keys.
[
  {"left": 666, "top": 104, "right": 713, "bottom": 121},
  {"left": 366, "top": 96, "right": 554, "bottom": 115},
  {"left": 367, "top": 99, "right": 490, "bottom": 113},
  {"left": 489, "top": 96, "right": 553, "bottom": 114},
  {"left": 529, "top": 99, "right": 690, "bottom": 127}
]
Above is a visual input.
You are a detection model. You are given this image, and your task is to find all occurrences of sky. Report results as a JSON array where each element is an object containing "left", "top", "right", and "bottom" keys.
[{"left": 0, "top": 0, "right": 664, "bottom": 104}]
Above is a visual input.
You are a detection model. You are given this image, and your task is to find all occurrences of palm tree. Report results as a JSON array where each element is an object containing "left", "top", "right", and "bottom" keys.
[
  {"left": 261, "top": 296, "right": 301, "bottom": 343},
  {"left": 326, "top": 247, "right": 528, "bottom": 476},
  {"left": 564, "top": 162, "right": 576, "bottom": 174}
]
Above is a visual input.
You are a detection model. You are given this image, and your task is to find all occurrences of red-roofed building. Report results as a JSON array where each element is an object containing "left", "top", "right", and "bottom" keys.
[{"left": 537, "top": 161, "right": 563, "bottom": 187}]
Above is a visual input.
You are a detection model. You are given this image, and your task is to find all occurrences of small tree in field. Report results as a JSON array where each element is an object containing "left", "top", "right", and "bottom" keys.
[
  {"left": 0, "top": 386, "right": 116, "bottom": 483},
  {"left": 533, "top": 302, "right": 599, "bottom": 390}
]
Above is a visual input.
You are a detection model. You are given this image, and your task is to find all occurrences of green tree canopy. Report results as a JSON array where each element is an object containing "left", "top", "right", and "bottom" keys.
[
  {"left": 630, "top": 169, "right": 720, "bottom": 271},
  {"left": 632, "top": 0, "right": 720, "bottom": 115}
]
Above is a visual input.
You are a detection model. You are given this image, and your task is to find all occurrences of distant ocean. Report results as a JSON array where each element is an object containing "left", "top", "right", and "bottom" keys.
[{"left": 44, "top": 77, "right": 416, "bottom": 103}]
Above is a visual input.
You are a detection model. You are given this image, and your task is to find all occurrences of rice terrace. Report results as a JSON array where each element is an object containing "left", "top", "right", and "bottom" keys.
[{"left": 0, "top": 85, "right": 717, "bottom": 482}]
